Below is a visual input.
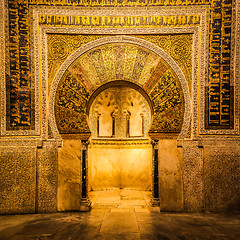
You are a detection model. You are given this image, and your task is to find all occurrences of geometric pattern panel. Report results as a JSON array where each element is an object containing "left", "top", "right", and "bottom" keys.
[
  {"left": 150, "top": 70, "right": 185, "bottom": 133},
  {"left": 55, "top": 71, "right": 90, "bottom": 134}
]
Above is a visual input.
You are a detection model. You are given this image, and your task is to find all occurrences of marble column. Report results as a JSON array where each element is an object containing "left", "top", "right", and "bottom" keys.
[
  {"left": 150, "top": 140, "right": 160, "bottom": 209},
  {"left": 80, "top": 140, "right": 91, "bottom": 211}
]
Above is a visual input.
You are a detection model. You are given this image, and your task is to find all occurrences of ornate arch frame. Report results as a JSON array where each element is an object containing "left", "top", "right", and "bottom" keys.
[
  {"left": 47, "top": 35, "right": 193, "bottom": 210},
  {"left": 26, "top": 5, "right": 211, "bottom": 142},
  {"left": 49, "top": 36, "right": 191, "bottom": 140}
]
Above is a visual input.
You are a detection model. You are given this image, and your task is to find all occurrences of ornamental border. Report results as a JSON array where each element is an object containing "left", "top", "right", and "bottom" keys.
[{"left": 0, "top": 0, "right": 5, "bottom": 137}]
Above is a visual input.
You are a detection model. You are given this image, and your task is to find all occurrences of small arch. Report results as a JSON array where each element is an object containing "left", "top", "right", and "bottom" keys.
[{"left": 86, "top": 80, "right": 154, "bottom": 117}]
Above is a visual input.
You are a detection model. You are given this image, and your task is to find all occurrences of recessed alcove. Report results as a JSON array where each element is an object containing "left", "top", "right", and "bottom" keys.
[
  {"left": 88, "top": 86, "right": 152, "bottom": 139},
  {"left": 87, "top": 84, "right": 153, "bottom": 208}
]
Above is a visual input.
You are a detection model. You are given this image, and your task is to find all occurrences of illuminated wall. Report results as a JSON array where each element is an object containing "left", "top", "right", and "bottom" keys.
[{"left": 0, "top": 0, "right": 240, "bottom": 214}]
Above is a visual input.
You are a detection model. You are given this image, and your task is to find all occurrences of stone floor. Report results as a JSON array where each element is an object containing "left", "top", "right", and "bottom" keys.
[
  {"left": 1, "top": 211, "right": 240, "bottom": 240},
  {"left": 89, "top": 189, "right": 151, "bottom": 212},
  {"left": 0, "top": 190, "right": 240, "bottom": 240}
]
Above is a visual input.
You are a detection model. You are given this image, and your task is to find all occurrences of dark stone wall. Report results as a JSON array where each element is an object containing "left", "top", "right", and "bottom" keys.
[
  {"left": 36, "top": 141, "right": 58, "bottom": 213},
  {"left": 204, "top": 143, "right": 240, "bottom": 212},
  {"left": 180, "top": 140, "right": 240, "bottom": 213},
  {"left": 182, "top": 141, "right": 204, "bottom": 212},
  {"left": 0, "top": 145, "right": 36, "bottom": 214}
]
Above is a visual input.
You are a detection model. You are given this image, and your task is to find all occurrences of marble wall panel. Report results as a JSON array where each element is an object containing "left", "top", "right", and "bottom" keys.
[
  {"left": 158, "top": 140, "right": 183, "bottom": 212},
  {"left": 0, "top": 147, "right": 36, "bottom": 214},
  {"left": 58, "top": 139, "right": 82, "bottom": 211},
  {"left": 88, "top": 140, "right": 152, "bottom": 191}
]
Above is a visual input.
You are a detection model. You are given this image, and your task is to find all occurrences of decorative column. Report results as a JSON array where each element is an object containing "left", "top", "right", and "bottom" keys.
[
  {"left": 126, "top": 111, "right": 131, "bottom": 138},
  {"left": 150, "top": 139, "right": 160, "bottom": 209},
  {"left": 140, "top": 113, "right": 144, "bottom": 136},
  {"left": 97, "top": 114, "right": 101, "bottom": 137},
  {"left": 111, "top": 111, "right": 117, "bottom": 137},
  {"left": 80, "top": 140, "right": 91, "bottom": 211}
]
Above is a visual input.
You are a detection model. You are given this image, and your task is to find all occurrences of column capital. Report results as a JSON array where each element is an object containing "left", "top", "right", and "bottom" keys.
[
  {"left": 81, "top": 140, "right": 89, "bottom": 150},
  {"left": 151, "top": 139, "right": 159, "bottom": 148}
]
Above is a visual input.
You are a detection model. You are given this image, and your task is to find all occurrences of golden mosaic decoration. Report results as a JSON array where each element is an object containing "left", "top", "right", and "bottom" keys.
[
  {"left": 40, "top": 15, "right": 201, "bottom": 28},
  {"left": 29, "top": 0, "right": 211, "bottom": 6},
  {"left": 47, "top": 35, "right": 105, "bottom": 90},
  {"left": 54, "top": 41, "right": 185, "bottom": 134},
  {"left": 133, "top": 35, "right": 192, "bottom": 90},
  {"left": 48, "top": 34, "right": 192, "bottom": 92}
]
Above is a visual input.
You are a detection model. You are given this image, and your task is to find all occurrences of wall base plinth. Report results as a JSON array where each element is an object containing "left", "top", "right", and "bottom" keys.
[
  {"left": 149, "top": 197, "right": 160, "bottom": 212},
  {"left": 80, "top": 198, "right": 91, "bottom": 212},
  {"left": 150, "top": 197, "right": 160, "bottom": 212}
]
